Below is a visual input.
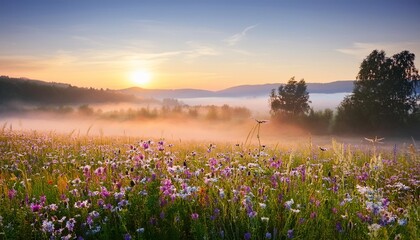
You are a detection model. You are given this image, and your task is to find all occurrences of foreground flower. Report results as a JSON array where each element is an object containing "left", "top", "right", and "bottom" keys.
[
  {"left": 284, "top": 199, "right": 294, "bottom": 209},
  {"left": 30, "top": 203, "right": 42, "bottom": 212},
  {"left": 66, "top": 218, "right": 76, "bottom": 232},
  {"left": 42, "top": 219, "right": 54, "bottom": 233},
  {"left": 191, "top": 213, "right": 199, "bottom": 220},
  {"left": 287, "top": 229, "right": 294, "bottom": 239},
  {"left": 124, "top": 233, "right": 131, "bottom": 240}
]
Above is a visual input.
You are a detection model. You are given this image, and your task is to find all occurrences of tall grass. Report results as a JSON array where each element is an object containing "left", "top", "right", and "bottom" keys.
[{"left": 0, "top": 130, "right": 418, "bottom": 239}]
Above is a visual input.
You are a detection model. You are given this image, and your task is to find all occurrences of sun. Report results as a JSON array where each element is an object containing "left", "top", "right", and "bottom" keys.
[{"left": 130, "top": 70, "right": 152, "bottom": 86}]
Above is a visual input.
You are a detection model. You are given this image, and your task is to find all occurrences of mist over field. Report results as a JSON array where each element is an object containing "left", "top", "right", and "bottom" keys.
[
  {"left": 179, "top": 93, "right": 349, "bottom": 114},
  {"left": 1, "top": 112, "right": 415, "bottom": 151},
  {"left": 1, "top": 74, "right": 418, "bottom": 146}
]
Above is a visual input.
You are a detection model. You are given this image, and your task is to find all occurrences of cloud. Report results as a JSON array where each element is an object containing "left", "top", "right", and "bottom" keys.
[
  {"left": 185, "top": 41, "right": 220, "bottom": 59},
  {"left": 0, "top": 38, "right": 222, "bottom": 78},
  {"left": 225, "top": 24, "right": 258, "bottom": 46},
  {"left": 337, "top": 42, "right": 420, "bottom": 58}
]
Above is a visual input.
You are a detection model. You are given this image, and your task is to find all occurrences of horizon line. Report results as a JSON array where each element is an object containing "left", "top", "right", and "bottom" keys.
[{"left": 1, "top": 74, "right": 355, "bottom": 92}]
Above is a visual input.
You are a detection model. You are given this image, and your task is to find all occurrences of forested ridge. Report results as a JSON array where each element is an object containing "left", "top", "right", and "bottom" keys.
[{"left": 0, "top": 76, "right": 135, "bottom": 105}]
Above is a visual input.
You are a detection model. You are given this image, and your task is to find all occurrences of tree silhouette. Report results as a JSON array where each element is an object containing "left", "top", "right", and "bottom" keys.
[
  {"left": 269, "top": 77, "right": 311, "bottom": 118},
  {"left": 335, "top": 50, "right": 420, "bottom": 134}
]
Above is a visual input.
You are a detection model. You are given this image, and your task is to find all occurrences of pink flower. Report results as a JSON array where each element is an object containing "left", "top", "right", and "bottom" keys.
[
  {"left": 191, "top": 213, "right": 199, "bottom": 220},
  {"left": 100, "top": 187, "right": 111, "bottom": 198},
  {"left": 30, "top": 203, "right": 42, "bottom": 212},
  {"left": 8, "top": 189, "right": 17, "bottom": 199},
  {"left": 94, "top": 167, "right": 106, "bottom": 176}
]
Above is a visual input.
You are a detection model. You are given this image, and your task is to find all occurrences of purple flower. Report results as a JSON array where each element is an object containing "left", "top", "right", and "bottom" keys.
[
  {"left": 214, "top": 208, "right": 220, "bottom": 216},
  {"left": 191, "top": 213, "right": 199, "bottom": 220},
  {"left": 287, "top": 229, "right": 294, "bottom": 239},
  {"left": 265, "top": 232, "right": 272, "bottom": 239},
  {"left": 248, "top": 211, "right": 257, "bottom": 218},
  {"left": 66, "top": 218, "right": 76, "bottom": 232},
  {"left": 150, "top": 217, "right": 157, "bottom": 225},
  {"left": 41, "top": 219, "right": 54, "bottom": 233},
  {"left": 278, "top": 194, "right": 283, "bottom": 203},
  {"left": 94, "top": 167, "right": 106, "bottom": 177},
  {"left": 244, "top": 232, "right": 251, "bottom": 240},
  {"left": 100, "top": 187, "right": 110, "bottom": 198},
  {"left": 86, "top": 215, "right": 94, "bottom": 227},
  {"left": 90, "top": 210, "right": 100, "bottom": 218},
  {"left": 97, "top": 198, "right": 104, "bottom": 207},
  {"left": 8, "top": 189, "right": 17, "bottom": 199},
  {"left": 83, "top": 165, "right": 91, "bottom": 177},
  {"left": 30, "top": 203, "right": 42, "bottom": 212},
  {"left": 124, "top": 233, "right": 132, "bottom": 240},
  {"left": 336, "top": 222, "right": 343, "bottom": 233},
  {"left": 40, "top": 195, "right": 47, "bottom": 205}
]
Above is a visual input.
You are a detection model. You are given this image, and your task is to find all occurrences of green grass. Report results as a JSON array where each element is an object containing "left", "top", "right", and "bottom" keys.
[{"left": 0, "top": 129, "right": 418, "bottom": 239}]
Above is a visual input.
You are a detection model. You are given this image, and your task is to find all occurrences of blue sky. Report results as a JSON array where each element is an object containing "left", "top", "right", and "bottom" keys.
[{"left": 1, "top": 0, "right": 419, "bottom": 89}]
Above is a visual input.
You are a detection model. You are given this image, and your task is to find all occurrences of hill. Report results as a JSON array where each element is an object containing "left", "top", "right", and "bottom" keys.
[
  {"left": 120, "top": 80, "right": 355, "bottom": 99},
  {"left": 0, "top": 75, "right": 356, "bottom": 106},
  {"left": 0, "top": 75, "right": 136, "bottom": 105}
]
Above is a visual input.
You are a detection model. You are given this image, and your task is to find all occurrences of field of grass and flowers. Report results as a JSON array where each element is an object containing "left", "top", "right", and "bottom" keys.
[{"left": 0, "top": 128, "right": 418, "bottom": 239}]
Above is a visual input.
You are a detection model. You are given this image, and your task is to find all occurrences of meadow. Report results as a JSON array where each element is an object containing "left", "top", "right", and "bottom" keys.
[{"left": 0, "top": 127, "right": 418, "bottom": 240}]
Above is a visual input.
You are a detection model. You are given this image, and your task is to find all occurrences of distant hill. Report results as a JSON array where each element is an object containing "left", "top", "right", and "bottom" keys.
[
  {"left": 0, "top": 75, "right": 356, "bottom": 106},
  {"left": 0, "top": 76, "right": 136, "bottom": 105},
  {"left": 120, "top": 81, "right": 355, "bottom": 99}
]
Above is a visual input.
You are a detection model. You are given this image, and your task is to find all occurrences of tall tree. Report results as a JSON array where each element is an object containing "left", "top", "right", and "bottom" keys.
[
  {"left": 335, "top": 50, "right": 420, "bottom": 133},
  {"left": 270, "top": 77, "right": 311, "bottom": 117}
]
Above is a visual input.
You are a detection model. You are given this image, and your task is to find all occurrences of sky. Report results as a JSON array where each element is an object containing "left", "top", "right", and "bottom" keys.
[{"left": 1, "top": 0, "right": 420, "bottom": 90}]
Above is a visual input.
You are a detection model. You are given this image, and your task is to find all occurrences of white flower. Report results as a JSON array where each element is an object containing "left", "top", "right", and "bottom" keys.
[
  {"left": 259, "top": 203, "right": 267, "bottom": 209},
  {"left": 368, "top": 223, "right": 381, "bottom": 232},
  {"left": 398, "top": 218, "right": 407, "bottom": 226},
  {"left": 291, "top": 208, "right": 301, "bottom": 213},
  {"left": 284, "top": 199, "right": 294, "bottom": 209}
]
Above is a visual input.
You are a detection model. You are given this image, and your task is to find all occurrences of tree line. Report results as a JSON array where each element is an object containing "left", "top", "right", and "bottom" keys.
[
  {"left": 269, "top": 50, "right": 420, "bottom": 136},
  {"left": 0, "top": 76, "right": 137, "bottom": 105}
]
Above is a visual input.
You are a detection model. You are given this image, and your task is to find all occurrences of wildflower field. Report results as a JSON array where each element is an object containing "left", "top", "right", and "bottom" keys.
[{"left": 0, "top": 130, "right": 418, "bottom": 240}]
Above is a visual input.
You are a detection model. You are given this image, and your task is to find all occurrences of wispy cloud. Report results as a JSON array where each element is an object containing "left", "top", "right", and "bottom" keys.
[
  {"left": 225, "top": 24, "right": 258, "bottom": 46},
  {"left": 337, "top": 42, "right": 420, "bottom": 58},
  {"left": 185, "top": 41, "right": 220, "bottom": 59}
]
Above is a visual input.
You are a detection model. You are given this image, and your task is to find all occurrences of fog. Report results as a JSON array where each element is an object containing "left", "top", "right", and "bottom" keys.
[
  {"left": 1, "top": 115, "right": 303, "bottom": 143},
  {"left": 0, "top": 91, "right": 416, "bottom": 149},
  {"left": 1, "top": 113, "right": 415, "bottom": 151},
  {"left": 179, "top": 93, "right": 350, "bottom": 114}
]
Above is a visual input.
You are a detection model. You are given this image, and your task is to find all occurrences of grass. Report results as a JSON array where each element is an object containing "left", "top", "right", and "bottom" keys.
[{"left": 0, "top": 129, "right": 418, "bottom": 239}]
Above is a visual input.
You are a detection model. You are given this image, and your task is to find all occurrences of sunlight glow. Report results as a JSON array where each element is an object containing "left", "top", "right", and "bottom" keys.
[{"left": 130, "top": 70, "right": 152, "bottom": 86}]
